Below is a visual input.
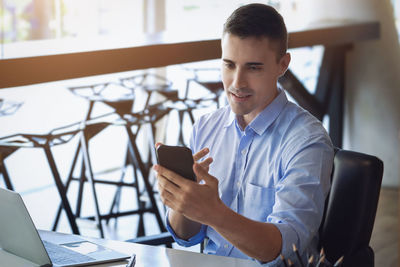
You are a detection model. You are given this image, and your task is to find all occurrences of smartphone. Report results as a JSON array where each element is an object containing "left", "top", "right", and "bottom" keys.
[{"left": 156, "top": 145, "right": 196, "bottom": 181}]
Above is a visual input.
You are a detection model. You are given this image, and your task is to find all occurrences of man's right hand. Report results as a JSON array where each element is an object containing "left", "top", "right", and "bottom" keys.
[{"left": 154, "top": 143, "right": 213, "bottom": 240}]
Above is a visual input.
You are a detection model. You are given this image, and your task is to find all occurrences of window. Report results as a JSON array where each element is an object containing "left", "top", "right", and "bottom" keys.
[
  {"left": 165, "top": 0, "right": 301, "bottom": 38},
  {"left": 393, "top": 0, "right": 400, "bottom": 39},
  {"left": 0, "top": 0, "right": 144, "bottom": 59}
]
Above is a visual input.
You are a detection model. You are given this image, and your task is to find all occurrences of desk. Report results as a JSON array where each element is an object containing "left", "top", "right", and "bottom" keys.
[{"left": 38, "top": 230, "right": 260, "bottom": 267}]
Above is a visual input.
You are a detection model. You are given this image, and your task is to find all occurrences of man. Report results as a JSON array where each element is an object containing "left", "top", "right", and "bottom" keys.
[{"left": 154, "top": 3, "right": 333, "bottom": 265}]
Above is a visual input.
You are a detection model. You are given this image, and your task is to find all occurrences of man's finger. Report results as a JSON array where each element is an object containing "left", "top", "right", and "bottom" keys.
[
  {"left": 154, "top": 164, "right": 192, "bottom": 188},
  {"left": 161, "top": 197, "right": 176, "bottom": 210},
  {"left": 193, "top": 147, "right": 210, "bottom": 162},
  {"left": 157, "top": 174, "right": 181, "bottom": 196},
  {"left": 158, "top": 179, "right": 177, "bottom": 202},
  {"left": 199, "top": 157, "right": 213, "bottom": 170},
  {"left": 193, "top": 163, "right": 218, "bottom": 186}
]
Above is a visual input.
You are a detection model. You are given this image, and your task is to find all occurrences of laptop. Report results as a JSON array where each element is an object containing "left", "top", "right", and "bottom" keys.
[{"left": 0, "top": 188, "right": 130, "bottom": 267}]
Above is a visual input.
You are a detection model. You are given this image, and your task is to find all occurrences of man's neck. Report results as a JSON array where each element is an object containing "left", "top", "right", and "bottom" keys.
[
  {"left": 236, "top": 115, "right": 248, "bottom": 131},
  {"left": 234, "top": 86, "right": 280, "bottom": 131}
]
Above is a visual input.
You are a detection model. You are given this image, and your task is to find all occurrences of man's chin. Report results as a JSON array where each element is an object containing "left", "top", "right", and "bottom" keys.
[{"left": 229, "top": 104, "right": 251, "bottom": 116}]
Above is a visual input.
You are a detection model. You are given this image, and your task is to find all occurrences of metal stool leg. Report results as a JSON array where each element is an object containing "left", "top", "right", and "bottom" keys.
[
  {"left": 52, "top": 141, "right": 83, "bottom": 231},
  {"left": 75, "top": 160, "right": 86, "bottom": 217},
  {"left": 187, "top": 108, "right": 196, "bottom": 125},
  {"left": 177, "top": 110, "right": 186, "bottom": 146},
  {"left": 43, "top": 144, "right": 80, "bottom": 235},
  {"left": 125, "top": 125, "right": 166, "bottom": 234},
  {"left": 80, "top": 132, "right": 105, "bottom": 238},
  {"left": 106, "top": 149, "right": 131, "bottom": 223},
  {"left": 0, "top": 160, "right": 14, "bottom": 190}
]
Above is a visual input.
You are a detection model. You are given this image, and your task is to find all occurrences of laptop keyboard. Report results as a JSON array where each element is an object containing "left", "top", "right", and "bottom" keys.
[{"left": 43, "top": 240, "right": 95, "bottom": 266}]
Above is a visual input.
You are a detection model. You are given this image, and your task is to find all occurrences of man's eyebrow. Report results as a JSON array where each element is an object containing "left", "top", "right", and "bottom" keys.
[
  {"left": 222, "top": 59, "right": 264, "bottom": 66},
  {"left": 222, "top": 59, "right": 234, "bottom": 64},
  {"left": 246, "top": 62, "right": 264, "bottom": 66}
]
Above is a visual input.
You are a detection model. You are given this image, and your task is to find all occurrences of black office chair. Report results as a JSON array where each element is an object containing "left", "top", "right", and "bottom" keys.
[
  {"left": 319, "top": 148, "right": 383, "bottom": 266},
  {"left": 127, "top": 148, "right": 384, "bottom": 266}
]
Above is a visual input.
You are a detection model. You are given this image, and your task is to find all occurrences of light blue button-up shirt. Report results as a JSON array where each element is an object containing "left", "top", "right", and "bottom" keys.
[{"left": 166, "top": 89, "right": 333, "bottom": 266}]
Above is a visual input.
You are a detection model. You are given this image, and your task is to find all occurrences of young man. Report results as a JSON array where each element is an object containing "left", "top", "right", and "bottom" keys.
[{"left": 154, "top": 3, "right": 333, "bottom": 265}]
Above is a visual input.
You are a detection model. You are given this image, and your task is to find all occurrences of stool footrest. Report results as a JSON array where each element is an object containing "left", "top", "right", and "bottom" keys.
[{"left": 80, "top": 208, "right": 154, "bottom": 221}]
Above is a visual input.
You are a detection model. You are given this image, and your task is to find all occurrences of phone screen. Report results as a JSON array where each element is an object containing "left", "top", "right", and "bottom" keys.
[{"left": 156, "top": 145, "right": 196, "bottom": 181}]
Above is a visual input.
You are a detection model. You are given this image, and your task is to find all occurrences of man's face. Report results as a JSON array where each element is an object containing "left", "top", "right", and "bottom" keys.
[{"left": 221, "top": 33, "right": 290, "bottom": 126}]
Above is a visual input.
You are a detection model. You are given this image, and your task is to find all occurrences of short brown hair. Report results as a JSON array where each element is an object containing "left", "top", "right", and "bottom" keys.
[{"left": 223, "top": 4, "right": 288, "bottom": 59}]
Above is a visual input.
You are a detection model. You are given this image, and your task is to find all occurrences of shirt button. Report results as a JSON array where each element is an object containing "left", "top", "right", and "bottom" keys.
[
  {"left": 224, "top": 244, "right": 229, "bottom": 248},
  {"left": 241, "top": 149, "right": 247, "bottom": 155},
  {"left": 236, "top": 182, "right": 241, "bottom": 187}
]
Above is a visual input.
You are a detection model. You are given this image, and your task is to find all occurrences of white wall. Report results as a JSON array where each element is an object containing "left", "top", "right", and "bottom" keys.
[{"left": 304, "top": 0, "right": 400, "bottom": 187}]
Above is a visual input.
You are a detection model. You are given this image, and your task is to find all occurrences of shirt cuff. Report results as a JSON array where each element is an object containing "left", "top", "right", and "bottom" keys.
[{"left": 165, "top": 209, "right": 207, "bottom": 247}]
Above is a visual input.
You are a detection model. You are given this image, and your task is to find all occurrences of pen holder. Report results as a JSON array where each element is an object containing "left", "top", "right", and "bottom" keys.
[{"left": 279, "top": 245, "right": 344, "bottom": 267}]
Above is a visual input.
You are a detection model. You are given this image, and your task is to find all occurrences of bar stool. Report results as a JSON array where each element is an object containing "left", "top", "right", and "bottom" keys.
[
  {"left": 120, "top": 74, "right": 216, "bottom": 146},
  {"left": 0, "top": 98, "right": 24, "bottom": 116},
  {"left": 182, "top": 67, "right": 225, "bottom": 108},
  {"left": 0, "top": 122, "right": 88, "bottom": 235},
  {"left": 0, "top": 146, "right": 18, "bottom": 190},
  {"left": 58, "top": 83, "right": 136, "bottom": 236},
  {"left": 119, "top": 73, "right": 174, "bottom": 109},
  {"left": 56, "top": 81, "right": 170, "bottom": 237},
  {"left": 163, "top": 97, "right": 217, "bottom": 146},
  {"left": 0, "top": 98, "right": 24, "bottom": 190},
  {"left": 111, "top": 103, "right": 172, "bottom": 236}
]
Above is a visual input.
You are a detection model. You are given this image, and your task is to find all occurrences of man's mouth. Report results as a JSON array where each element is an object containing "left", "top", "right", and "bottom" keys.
[{"left": 230, "top": 91, "right": 252, "bottom": 102}]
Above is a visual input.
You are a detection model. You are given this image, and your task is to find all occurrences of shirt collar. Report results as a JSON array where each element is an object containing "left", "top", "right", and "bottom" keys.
[
  {"left": 223, "top": 88, "right": 288, "bottom": 135},
  {"left": 224, "top": 109, "right": 236, "bottom": 128},
  {"left": 249, "top": 89, "right": 288, "bottom": 135}
]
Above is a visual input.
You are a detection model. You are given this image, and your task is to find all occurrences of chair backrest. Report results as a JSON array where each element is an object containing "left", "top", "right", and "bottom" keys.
[{"left": 319, "top": 149, "right": 384, "bottom": 266}]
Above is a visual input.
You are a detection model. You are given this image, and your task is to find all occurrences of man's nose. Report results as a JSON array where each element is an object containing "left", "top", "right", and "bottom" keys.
[{"left": 232, "top": 69, "right": 247, "bottom": 89}]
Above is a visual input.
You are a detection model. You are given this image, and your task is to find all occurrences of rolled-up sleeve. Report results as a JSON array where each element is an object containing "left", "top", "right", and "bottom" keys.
[
  {"left": 165, "top": 209, "right": 207, "bottom": 247},
  {"left": 266, "top": 136, "right": 333, "bottom": 259}
]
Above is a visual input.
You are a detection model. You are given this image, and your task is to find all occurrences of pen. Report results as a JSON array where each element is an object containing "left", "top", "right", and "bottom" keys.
[
  {"left": 315, "top": 255, "right": 325, "bottom": 267},
  {"left": 292, "top": 244, "right": 305, "bottom": 267},
  {"left": 280, "top": 254, "right": 288, "bottom": 267},
  {"left": 126, "top": 254, "right": 136, "bottom": 267},
  {"left": 306, "top": 254, "right": 314, "bottom": 267},
  {"left": 319, "top": 247, "right": 325, "bottom": 258},
  {"left": 333, "top": 256, "right": 344, "bottom": 267}
]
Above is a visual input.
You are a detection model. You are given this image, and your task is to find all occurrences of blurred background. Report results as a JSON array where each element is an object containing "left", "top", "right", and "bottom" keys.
[{"left": 0, "top": 0, "right": 398, "bottom": 266}]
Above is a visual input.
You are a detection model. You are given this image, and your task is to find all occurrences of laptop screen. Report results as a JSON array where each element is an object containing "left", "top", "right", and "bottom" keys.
[
  {"left": 0, "top": 188, "right": 130, "bottom": 267},
  {"left": 0, "top": 188, "right": 52, "bottom": 266}
]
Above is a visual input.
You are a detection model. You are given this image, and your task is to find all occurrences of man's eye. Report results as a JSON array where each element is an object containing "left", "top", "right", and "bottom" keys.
[
  {"left": 224, "top": 63, "right": 234, "bottom": 69},
  {"left": 249, "top": 65, "right": 261, "bottom": 71}
]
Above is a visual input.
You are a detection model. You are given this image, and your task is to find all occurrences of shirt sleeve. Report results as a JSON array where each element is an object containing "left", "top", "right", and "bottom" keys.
[
  {"left": 165, "top": 209, "right": 207, "bottom": 247},
  {"left": 266, "top": 134, "right": 334, "bottom": 259}
]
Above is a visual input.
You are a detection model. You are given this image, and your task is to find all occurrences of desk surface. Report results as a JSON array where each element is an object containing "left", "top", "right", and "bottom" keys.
[{"left": 39, "top": 230, "right": 260, "bottom": 267}]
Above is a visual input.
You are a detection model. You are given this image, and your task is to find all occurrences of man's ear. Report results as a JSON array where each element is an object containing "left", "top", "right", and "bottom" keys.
[{"left": 278, "top": 52, "right": 291, "bottom": 77}]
